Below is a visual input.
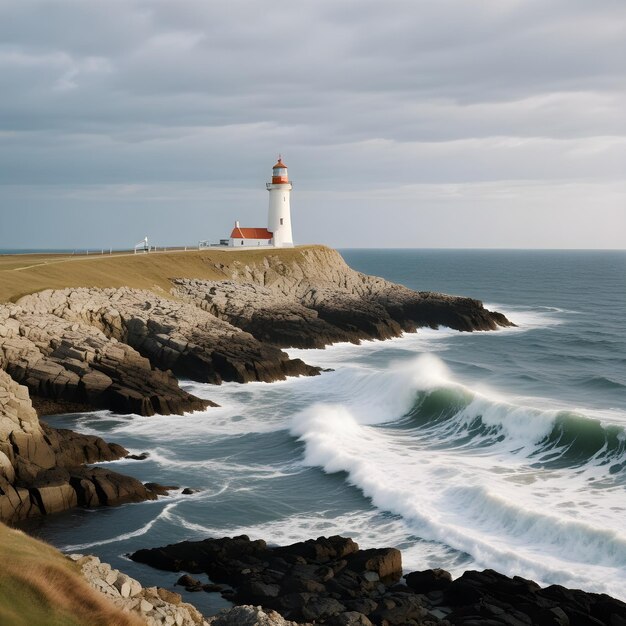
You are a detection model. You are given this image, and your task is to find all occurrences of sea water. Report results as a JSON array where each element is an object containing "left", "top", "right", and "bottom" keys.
[{"left": 30, "top": 250, "right": 626, "bottom": 612}]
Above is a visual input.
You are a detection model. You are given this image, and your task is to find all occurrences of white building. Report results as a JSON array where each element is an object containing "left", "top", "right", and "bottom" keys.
[
  {"left": 229, "top": 157, "right": 294, "bottom": 248},
  {"left": 229, "top": 222, "right": 273, "bottom": 247}
]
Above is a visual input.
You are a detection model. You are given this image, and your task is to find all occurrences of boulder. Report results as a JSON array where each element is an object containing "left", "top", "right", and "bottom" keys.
[
  {"left": 345, "top": 548, "right": 402, "bottom": 583},
  {"left": 405, "top": 568, "right": 452, "bottom": 593},
  {"left": 144, "top": 482, "right": 179, "bottom": 496}
]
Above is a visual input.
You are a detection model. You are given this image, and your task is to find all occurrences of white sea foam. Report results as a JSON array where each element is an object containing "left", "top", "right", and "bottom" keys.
[
  {"left": 146, "top": 448, "right": 303, "bottom": 479},
  {"left": 483, "top": 303, "right": 565, "bottom": 331},
  {"left": 288, "top": 353, "right": 626, "bottom": 599},
  {"left": 167, "top": 508, "right": 471, "bottom": 577},
  {"left": 61, "top": 501, "right": 180, "bottom": 552},
  {"left": 42, "top": 298, "right": 625, "bottom": 602}
]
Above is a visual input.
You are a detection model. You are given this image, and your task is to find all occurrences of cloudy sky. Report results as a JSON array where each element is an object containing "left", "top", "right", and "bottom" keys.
[{"left": 0, "top": 0, "right": 625, "bottom": 249}]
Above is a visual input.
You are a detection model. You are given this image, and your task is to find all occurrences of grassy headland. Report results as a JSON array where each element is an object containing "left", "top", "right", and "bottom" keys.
[{"left": 0, "top": 245, "right": 322, "bottom": 303}]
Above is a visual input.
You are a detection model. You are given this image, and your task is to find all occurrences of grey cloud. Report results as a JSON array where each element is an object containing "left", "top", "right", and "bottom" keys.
[{"left": 0, "top": 0, "right": 624, "bottom": 248}]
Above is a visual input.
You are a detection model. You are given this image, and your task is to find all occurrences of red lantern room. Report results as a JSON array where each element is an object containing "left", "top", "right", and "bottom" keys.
[{"left": 272, "top": 156, "right": 289, "bottom": 184}]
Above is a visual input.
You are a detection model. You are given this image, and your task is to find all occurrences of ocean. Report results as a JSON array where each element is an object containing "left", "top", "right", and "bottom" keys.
[{"left": 26, "top": 249, "right": 626, "bottom": 614}]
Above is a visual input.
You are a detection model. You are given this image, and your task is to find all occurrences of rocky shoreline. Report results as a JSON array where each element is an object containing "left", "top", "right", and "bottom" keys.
[
  {"left": 0, "top": 246, "right": 511, "bottom": 523},
  {"left": 0, "top": 368, "right": 165, "bottom": 522},
  {"left": 1, "top": 246, "right": 624, "bottom": 625},
  {"left": 71, "top": 553, "right": 210, "bottom": 626},
  {"left": 130, "top": 534, "right": 626, "bottom": 626},
  {"left": 73, "top": 552, "right": 308, "bottom": 626}
]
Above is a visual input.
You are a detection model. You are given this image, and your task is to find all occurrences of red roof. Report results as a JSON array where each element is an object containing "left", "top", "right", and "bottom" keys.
[
  {"left": 273, "top": 159, "right": 287, "bottom": 169},
  {"left": 230, "top": 226, "right": 273, "bottom": 239}
]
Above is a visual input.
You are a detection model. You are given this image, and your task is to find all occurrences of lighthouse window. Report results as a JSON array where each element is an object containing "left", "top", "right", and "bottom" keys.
[{"left": 280, "top": 218, "right": 284, "bottom": 225}]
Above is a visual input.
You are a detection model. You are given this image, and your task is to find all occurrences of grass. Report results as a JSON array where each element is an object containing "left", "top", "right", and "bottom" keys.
[
  {"left": 0, "top": 245, "right": 327, "bottom": 303},
  {"left": 0, "top": 523, "right": 144, "bottom": 626}
]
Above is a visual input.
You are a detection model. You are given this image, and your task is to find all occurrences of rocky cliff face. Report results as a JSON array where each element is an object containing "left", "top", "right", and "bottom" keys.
[
  {"left": 174, "top": 247, "right": 512, "bottom": 348},
  {"left": 2, "top": 247, "right": 510, "bottom": 418},
  {"left": 15, "top": 287, "right": 317, "bottom": 391},
  {"left": 0, "top": 246, "right": 511, "bottom": 522},
  {"left": 0, "top": 368, "right": 158, "bottom": 522}
]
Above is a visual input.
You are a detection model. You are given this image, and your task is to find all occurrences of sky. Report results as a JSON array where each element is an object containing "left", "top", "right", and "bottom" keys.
[{"left": 0, "top": 0, "right": 625, "bottom": 249}]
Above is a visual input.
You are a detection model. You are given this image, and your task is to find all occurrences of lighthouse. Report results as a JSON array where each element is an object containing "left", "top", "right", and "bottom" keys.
[
  {"left": 266, "top": 156, "right": 294, "bottom": 247},
  {"left": 227, "top": 156, "right": 295, "bottom": 247}
]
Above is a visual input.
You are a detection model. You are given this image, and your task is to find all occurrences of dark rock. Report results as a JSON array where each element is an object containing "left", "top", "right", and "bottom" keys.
[
  {"left": 131, "top": 534, "right": 626, "bottom": 626},
  {"left": 182, "top": 487, "right": 198, "bottom": 495},
  {"left": 405, "top": 568, "right": 452, "bottom": 593},
  {"left": 345, "top": 598, "right": 378, "bottom": 616},
  {"left": 69, "top": 466, "right": 156, "bottom": 507},
  {"left": 345, "top": 547, "right": 402, "bottom": 583},
  {"left": 131, "top": 536, "right": 402, "bottom": 623},
  {"left": 144, "top": 482, "right": 178, "bottom": 496},
  {"left": 274, "top": 535, "right": 359, "bottom": 563},
  {"left": 41, "top": 422, "right": 127, "bottom": 467},
  {"left": 370, "top": 592, "right": 429, "bottom": 625},
  {"left": 328, "top": 612, "right": 374, "bottom": 626},
  {"left": 132, "top": 535, "right": 268, "bottom": 578},
  {"left": 30, "top": 396, "right": 93, "bottom": 417},
  {"left": 126, "top": 452, "right": 149, "bottom": 460},
  {"left": 534, "top": 607, "right": 571, "bottom": 626},
  {"left": 176, "top": 574, "right": 200, "bottom": 587},
  {"left": 301, "top": 596, "right": 346, "bottom": 621}
]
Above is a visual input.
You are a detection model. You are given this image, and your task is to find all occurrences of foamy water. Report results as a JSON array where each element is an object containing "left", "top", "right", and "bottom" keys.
[
  {"left": 33, "top": 250, "right": 626, "bottom": 609},
  {"left": 289, "top": 353, "right": 626, "bottom": 597}
]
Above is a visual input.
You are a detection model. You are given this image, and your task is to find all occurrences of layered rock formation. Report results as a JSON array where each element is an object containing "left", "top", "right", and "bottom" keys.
[
  {"left": 0, "top": 246, "right": 511, "bottom": 523},
  {"left": 131, "top": 535, "right": 626, "bottom": 626},
  {"left": 174, "top": 247, "right": 512, "bottom": 349},
  {"left": 17, "top": 287, "right": 319, "bottom": 386},
  {"left": 0, "top": 301, "right": 210, "bottom": 417},
  {"left": 0, "top": 369, "right": 161, "bottom": 522},
  {"left": 1, "top": 247, "right": 510, "bottom": 420}
]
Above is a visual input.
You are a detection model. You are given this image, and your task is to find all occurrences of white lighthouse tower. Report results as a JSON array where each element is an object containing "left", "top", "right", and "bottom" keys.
[{"left": 266, "top": 156, "right": 294, "bottom": 248}]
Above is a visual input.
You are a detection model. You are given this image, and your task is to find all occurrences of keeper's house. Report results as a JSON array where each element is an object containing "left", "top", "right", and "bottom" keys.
[{"left": 229, "top": 223, "right": 273, "bottom": 247}]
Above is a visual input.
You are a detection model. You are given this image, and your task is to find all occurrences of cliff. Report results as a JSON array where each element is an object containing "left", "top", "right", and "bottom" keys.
[
  {"left": 173, "top": 246, "right": 511, "bottom": 348},
  {"left": 1, "top": 246, "right": 510, "bottom": 419},
  {"left": 0, "top": 368, "right": 161, "bottom": 522},
  {"left": 0, "top": 246, "right": 511, "bottom": 523}
]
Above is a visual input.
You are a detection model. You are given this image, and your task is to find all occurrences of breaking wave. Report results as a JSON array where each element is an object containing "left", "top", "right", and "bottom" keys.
[{"left": 289, "top": 354, "right": 626, "bottom": 595}]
